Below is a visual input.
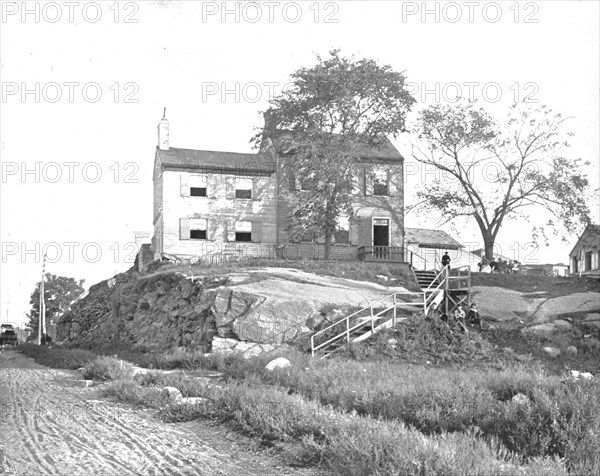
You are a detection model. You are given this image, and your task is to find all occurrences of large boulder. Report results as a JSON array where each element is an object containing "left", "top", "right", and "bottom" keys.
[
  {"left": 580, "top": 313, "right": 600, "bottom": 330},
  {"left": 233, "top": 300, "right": 315, "bottom": 344},
  {"left": 530, "top": 292, "right": 600, "bottom": 323},
  {"left": 265, "top": 357, "right": 291, "bottom": 371},
  {"left": 470, "top": 286, "right": 531, "bottom": 322},
  {"left": 522, "top": 320, "right": 573, "bottom": 338}
]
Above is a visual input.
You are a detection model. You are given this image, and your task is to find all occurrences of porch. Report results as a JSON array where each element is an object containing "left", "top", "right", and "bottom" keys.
[{"left": 358, "top": 246, "right": 405, "bottom": 263}]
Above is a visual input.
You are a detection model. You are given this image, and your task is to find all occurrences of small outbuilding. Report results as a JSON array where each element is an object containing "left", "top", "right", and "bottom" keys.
[{"left": 569, "top": 224, "right": 600, "bottom": 277}]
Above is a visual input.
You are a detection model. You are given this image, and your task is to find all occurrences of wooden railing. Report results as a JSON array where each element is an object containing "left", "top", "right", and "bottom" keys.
[
  {"left": 358, "top": 246, "right": 404, "bottom": 262},
  {"left": 310, "top": 268, "right": 452, "bottom": 357},
  {"left": 311, "top": 292, "right": 402, "bottom": 358}
]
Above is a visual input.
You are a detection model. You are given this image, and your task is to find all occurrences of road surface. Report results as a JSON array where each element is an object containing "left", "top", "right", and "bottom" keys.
[{"left": 0, "top": 350, "right": 316, "bottom": 476}]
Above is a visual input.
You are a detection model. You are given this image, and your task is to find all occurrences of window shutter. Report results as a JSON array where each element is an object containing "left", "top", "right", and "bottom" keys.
[
  {"left": 360, "top": 216, "right": 372, "bottom": 246},
  {"left": 349, "top": 222, "right": 359, "bottom": 245},
  {"left": 226, "top": 219, "right": 236, "bottom": 242},
  {"left": 364, "top": 169, "right": 372, "bottom": 196},
  {"left": 251, "top": 221, "right": 262, "bottom": 242},
  {"left": 207, "top": 175, "right": 216, "bottom": 198},
  {"left": 225, "top": 177, "right": 235, "bottom": 199},
  {"left": 350, "top": 171, "right": 360, "bottom": 194},
  {"left": 252, "top": 178, "right": 259, "bottom": 200},
  {"left": 180, "top": 175, "right": 190, "bottom": 197},
  {"left": 288, "top": 169, "right": 297, "bottom": 191},
  {"left": 179, "top": 217, "right": 190, "bottom": 240},
  {"left": 387, "top": 170, "right": 395, "bottom": 196}
]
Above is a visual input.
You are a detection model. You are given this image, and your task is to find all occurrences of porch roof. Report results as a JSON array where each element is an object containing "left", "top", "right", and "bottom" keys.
[{"left": 404, "top": 227, "right": 463, "bottom": 250}]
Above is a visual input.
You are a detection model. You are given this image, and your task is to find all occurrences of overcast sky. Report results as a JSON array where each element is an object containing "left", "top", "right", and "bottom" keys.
[{"left": 1, "top": 0, "right": 599, "bottom": 327}]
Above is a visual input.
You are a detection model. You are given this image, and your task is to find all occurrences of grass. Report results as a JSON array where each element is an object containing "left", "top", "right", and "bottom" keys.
[
  {"left": 17, "top": 335, "right": 599, "bottom": 474},
  {"left": 82, "top": 356, "right": 135, "bottom": 381},
  {"left": 103, "top": 376, "right": 568, "bottom": 476},
  {"left": 18, "top": 343, "right": 96, "bottom": 369},
  {"left": 142, "top": 258, "right": 421, "bottom": 290}
]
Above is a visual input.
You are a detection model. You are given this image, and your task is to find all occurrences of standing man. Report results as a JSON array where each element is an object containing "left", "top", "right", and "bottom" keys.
[{"left": 441, "top": 251, "right": 451, "bottom": 269}]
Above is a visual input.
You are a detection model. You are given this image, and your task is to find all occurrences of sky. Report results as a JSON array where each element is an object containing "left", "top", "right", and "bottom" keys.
[{"left": 1, "top": 0, "right": 599, "bottom": 327}]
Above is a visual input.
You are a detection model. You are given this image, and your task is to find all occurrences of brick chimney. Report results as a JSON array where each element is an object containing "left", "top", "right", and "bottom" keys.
[{"left": 158, "top": 107, "right": 169, "bottom": 150}]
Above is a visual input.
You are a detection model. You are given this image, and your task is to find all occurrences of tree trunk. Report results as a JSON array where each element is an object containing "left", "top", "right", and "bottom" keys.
[
  {"left": 324, "top": 226, "right": 334, "bottom": 260},
  {"left": 483, "top": 233, "right": 495, "bottom": 261}
]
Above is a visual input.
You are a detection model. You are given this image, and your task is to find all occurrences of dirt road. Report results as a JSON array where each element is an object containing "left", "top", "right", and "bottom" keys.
[{"left": 0, "top": 350, "right": 316, "bottom": 476}]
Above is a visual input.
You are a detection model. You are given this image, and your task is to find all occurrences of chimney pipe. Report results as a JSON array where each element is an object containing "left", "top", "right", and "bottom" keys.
[{"left": 158, "top": 107, "right": 169, "bottom": 150}]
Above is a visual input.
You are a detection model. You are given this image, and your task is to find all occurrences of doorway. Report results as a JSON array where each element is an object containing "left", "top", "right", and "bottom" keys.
[{"left": 373, "top": 218, "right": 389, "bottom": 259}]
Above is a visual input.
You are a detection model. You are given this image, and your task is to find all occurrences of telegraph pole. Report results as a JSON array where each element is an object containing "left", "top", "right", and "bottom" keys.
[{"left": 38, "top": 254, "right": 47, "bottom": 345}]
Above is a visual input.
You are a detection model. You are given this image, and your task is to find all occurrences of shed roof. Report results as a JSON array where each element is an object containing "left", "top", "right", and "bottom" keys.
[
  {"left": 404, "top": 228, "right": 463, "bottom": 250},
  {"left": 156, "top": 147, "right": 276, "bottom": 174}
]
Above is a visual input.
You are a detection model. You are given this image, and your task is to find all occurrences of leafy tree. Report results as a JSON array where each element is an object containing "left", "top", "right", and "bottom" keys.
[
  {"left": 27, "top": 274, "right": 85, "bottom": 338},
  {"left": 254, "top": 50, "right": 415, "bottom": 259},
  {"left": 411, "top": 101, "right": 591, "bottom": 259}
]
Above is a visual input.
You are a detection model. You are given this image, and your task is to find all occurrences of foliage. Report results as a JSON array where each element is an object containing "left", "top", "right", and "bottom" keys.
[
  {"left": 82, "top": 356, "right": 134, "bottom": 381},
  {"left": 411, "top": 101, "right": 592, "bottom": 259},
  {"left": 18, "top": 343, "right": 96, "bottom": 369},
  {"left": 27, "top": 273, "right": 85, "bottom": 337},
  {"left": 104, "top": 376, "right": 567, "bottom": 476},
  {"left": 253, "top": 50, "right": 415, "bottom": 258}
]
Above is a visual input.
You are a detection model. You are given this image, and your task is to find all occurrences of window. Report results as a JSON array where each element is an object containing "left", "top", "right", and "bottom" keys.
[
  {"left": 190, "top": 187, "right": 206, "bottom": 197},
  {"left": 188, "top": 174, "right": 207, "bottom": 197},
  {"left": 235, "top": 178, "right": 253, "bottom": 199},
  {"left": 373, "top": 169, "right": 388, "bottom": 196},
  {"left": 235, "top": 220, "right": 252, "bottom": 242},
  {"left": 190, "top": 218, "right": 207, "bottom": 240},
  {"left": 335, "top": 216, "right": 350, "bottom": 245}
]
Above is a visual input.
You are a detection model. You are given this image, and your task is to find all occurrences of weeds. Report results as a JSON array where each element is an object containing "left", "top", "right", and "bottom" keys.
[
  {"left": 82, "top": 356, "right": 134, "bottom": 381},
  {"left": 18, "top": 343, "right": 96, "bottom": 369}
]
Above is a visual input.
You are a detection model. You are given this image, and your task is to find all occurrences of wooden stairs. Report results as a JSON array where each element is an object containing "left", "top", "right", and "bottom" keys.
[{"left": 310, "top": 266, "right": 472, "bottom": 358}]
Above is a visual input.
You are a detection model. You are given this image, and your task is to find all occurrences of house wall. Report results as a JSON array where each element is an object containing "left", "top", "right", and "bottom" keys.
[
  {"left": 570, "top": 241, "right": 600, "bottom": 275},
  {"left": 277, "top": 161, "right": 404, "bottom": 251},
  {"left": 161, "top": 169, "right": 278, "bottom": 258},
  {"left": 155, "top": 156, "right": 405, "bottom": 262}
]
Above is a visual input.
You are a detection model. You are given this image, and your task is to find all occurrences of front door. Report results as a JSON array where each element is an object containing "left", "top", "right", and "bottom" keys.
[{"left": 373, "top": 218, "right": 389, "bottom": 259}]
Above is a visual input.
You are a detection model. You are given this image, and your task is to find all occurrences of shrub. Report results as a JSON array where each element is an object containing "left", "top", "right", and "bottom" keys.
[
  {"left": 18, "top": 343, "right": 96, "bottom": 369},
  {"left": 82, "top": 356, "right": 134, "bottom": 381},
  {"left": 102, "top": 379, "right": 167, "bottom": 408}
]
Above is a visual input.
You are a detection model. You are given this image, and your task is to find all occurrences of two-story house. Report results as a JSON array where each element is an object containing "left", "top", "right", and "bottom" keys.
[{"left": 151, "top": 112, "right": 405, "bottom": 263}]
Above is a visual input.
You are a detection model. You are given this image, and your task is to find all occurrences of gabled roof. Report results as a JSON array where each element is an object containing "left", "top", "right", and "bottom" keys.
[
  {"left": 569, "top": 224, "right": 600, "bottom": 257},
  {"left": 155, "top": 147, "right": 276, "bottom": 174},
  {"left": 404, "top": 228, "right": 463, "bottom": 250},
  {"left": 268, "top": 134, "right": 403, "bottom": 162}
]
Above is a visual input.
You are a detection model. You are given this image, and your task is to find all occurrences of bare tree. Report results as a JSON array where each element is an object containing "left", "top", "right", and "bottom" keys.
[{"left": 411, "top": 101, "right": 591, "bottom": 259}]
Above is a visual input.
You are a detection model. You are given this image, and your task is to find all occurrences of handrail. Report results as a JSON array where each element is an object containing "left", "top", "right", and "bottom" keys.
[
  {"left": 310, "top": 265, "right": 466, "bottom": 357},
  {"left": 404, "top": 246, "right": 434, "bottom": 271},
  {"left": 424, "top": 266, "right": 447, "bottom": 294},
  {"left": 312, "top": 306, "right": 393, "bottom": 353},
  {"left": 312, "top": 291, "right": 397, "bottom": 338},
  {"left": 311, "top": 291, "right": 399, "bottom": 357}
]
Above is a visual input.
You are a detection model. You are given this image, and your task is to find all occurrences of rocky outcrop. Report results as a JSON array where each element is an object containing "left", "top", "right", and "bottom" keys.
[{"left": 58, "top": 266, "right": 406, "bottom": 352}]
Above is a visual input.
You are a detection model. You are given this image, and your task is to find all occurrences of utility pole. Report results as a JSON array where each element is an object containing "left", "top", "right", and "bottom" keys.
[{"left": 38, "top": 254, "right": 47, "bottom": 345}]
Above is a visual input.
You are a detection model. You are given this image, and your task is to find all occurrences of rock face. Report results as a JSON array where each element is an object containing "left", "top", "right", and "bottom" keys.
[
  {"left": 530, "top": 293, "right": 600, "bottom": 323},
  {"left": 57, "top": 266, "right": 406, "bottom": 352}
]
